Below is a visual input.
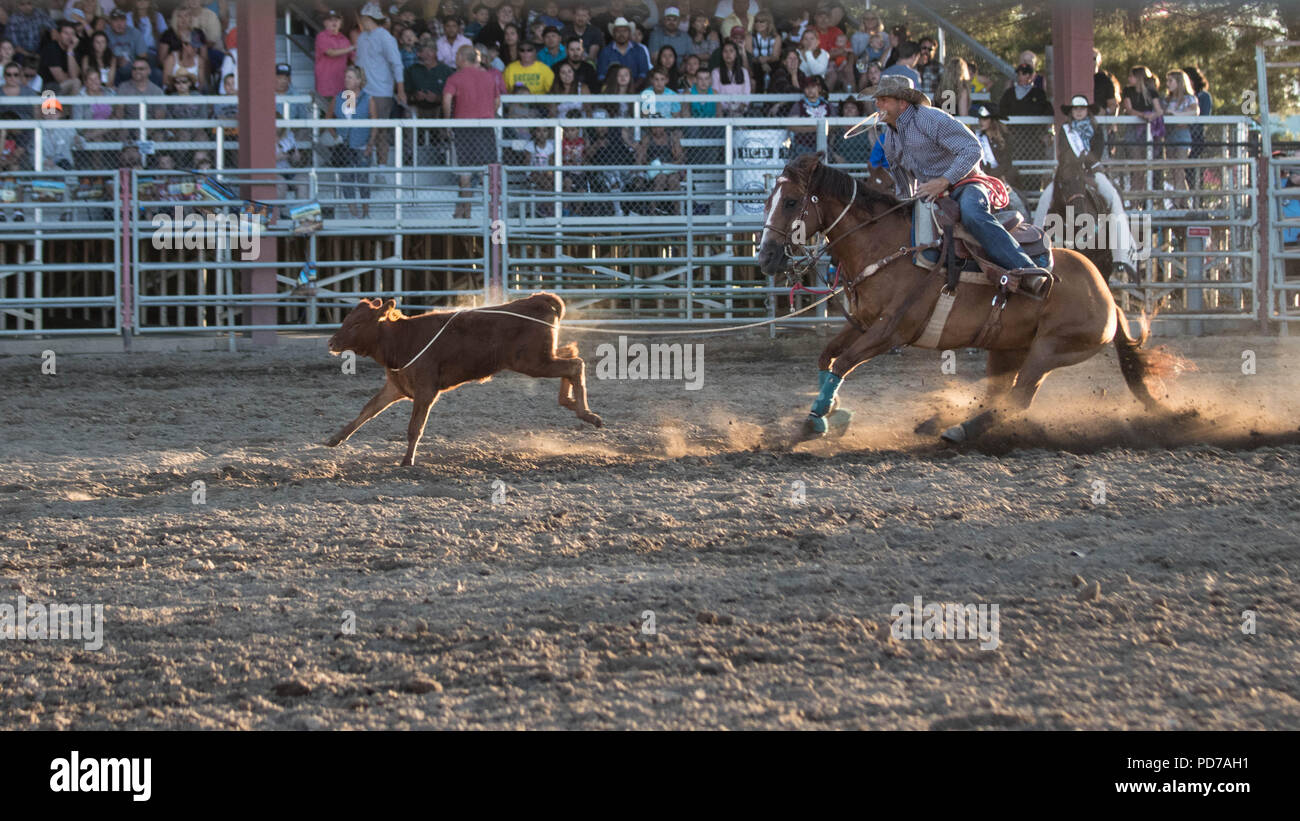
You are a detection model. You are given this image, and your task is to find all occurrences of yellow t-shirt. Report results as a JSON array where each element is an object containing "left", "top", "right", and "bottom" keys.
[{"left": 503, "top": 61, "right": 554, "bottom": 94}]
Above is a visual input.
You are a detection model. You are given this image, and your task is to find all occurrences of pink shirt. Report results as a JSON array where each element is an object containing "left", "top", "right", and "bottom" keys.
[
  {"left": 314, "top": 30, "right": 353, "bottom": 97},
  {"left": 444, "top": 65, "right": 504, "bottom": 118}
]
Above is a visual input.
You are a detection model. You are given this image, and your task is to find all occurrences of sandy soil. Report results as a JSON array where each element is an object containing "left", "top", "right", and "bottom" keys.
[{"left": 1, "top": 331, "right": 1298, "bottom": 729}]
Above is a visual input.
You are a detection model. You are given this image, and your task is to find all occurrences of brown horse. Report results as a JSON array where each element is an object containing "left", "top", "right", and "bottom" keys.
[{"left": 756, "top": 153, "right": 1185, "bottom": 444}]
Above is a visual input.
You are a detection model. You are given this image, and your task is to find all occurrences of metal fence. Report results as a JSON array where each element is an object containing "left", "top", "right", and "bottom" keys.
[{"left": 0, "top": 94, "right": 1278, "bottom": 339}]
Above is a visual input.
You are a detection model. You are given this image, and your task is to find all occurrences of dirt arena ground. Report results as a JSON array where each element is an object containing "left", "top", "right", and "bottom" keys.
[{"left": 1, "top": 330, "right": 1298, "bottom": 730}]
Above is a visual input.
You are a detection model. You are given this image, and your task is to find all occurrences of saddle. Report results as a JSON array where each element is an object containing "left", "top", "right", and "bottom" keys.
[{"left": 930, "top": 197, "right": 1055, "bottom": 300}]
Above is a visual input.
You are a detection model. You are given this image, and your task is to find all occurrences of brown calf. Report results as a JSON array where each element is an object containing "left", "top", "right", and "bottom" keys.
[{"left": 326, "top": 293, "right": 603, "bottom": 465}]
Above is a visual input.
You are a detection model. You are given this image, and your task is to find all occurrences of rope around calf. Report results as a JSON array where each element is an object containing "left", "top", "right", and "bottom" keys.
[{"left": 390, "top": 294, "right": 844, "bottom": 371}]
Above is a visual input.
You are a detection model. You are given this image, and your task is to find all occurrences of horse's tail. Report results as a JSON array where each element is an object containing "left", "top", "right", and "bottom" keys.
[{"left": 1112, "top": 302, "right": 1192, "bottom": 412}]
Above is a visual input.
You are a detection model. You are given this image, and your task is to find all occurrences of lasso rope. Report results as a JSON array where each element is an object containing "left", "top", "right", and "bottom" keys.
[{"left": 390, "top": 295, "right": 843, "bottom": 370}]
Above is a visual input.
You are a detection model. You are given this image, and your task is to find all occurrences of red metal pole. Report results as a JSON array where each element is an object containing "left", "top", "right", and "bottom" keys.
[
  {"left": 1051, "top": 0, "right": 1095, "bottom": 125},
  {"left": 237, "top": 0, "right": 279, "bottom": 345}
]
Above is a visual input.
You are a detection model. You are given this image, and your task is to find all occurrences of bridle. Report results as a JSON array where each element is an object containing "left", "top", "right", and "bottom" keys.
[{"left": 762, "top": 174, "right": 915, "bottom": 281}]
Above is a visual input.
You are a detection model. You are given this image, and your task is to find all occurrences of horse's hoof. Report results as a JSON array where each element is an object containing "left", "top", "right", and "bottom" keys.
[
  {"left": 582, "top": 413, "right": 604, "bottom": 428},
  {"left": 940, "top": 424, "right": 967, "bottom": 444},
  {"left": 826, "top": 409, "right": 853, "bottom": 438},
  {"left": 801, "top": 415, "right": 828, "bottom": 440}
]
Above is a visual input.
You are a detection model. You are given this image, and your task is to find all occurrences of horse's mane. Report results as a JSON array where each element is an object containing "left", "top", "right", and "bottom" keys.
[{"left": 790, "top": 153, "right": 900, "bottom": 213}]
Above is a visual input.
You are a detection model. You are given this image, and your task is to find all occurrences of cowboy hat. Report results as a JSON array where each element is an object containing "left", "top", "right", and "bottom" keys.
[
  {"left": 871, "top": 74, "right": 930, "bottom": 106},
  {"left": 1060, "top": 94, "right": 1099, "bottom": 115},
  {"left": 971, "top": 102, "right": 1005, "bottom": 120},
  {"left": 845, "top": 75, "right": 929, "bottom": 138},
  {"left": 607, "top": 16, "right": 632, "bottom": 34}
]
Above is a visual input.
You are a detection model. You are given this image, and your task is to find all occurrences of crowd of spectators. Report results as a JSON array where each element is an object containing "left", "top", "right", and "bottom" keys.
[{"left": 0, "top": 1, "right": 1225, "bottom": 219}]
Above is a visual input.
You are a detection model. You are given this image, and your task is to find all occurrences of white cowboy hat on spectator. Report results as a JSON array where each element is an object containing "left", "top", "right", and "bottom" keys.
[
  {"left": 845, "top": 75, "right": 929, "bottom": 138},
  {"left": 663, "top": 6, "right": 680, "bottom": 16},
  {"left": 608, "top": 16, "right": 632, "bottom": 34},
  {"left": 359, "top": 2, "right": 386, "bottom": 21}
]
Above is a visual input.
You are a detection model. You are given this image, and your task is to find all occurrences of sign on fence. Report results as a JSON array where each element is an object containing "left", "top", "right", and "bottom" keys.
[{"left": 734, "top": 129, "right": 789, "bottom": 216}]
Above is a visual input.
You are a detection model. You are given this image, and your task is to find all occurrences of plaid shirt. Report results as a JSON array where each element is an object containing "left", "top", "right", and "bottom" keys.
[
  {"left": 883, "top": 103, "right": 982, "bottom": 198},
  {"left": 7, "top": 9, "right": 54, "bottom": 54}
]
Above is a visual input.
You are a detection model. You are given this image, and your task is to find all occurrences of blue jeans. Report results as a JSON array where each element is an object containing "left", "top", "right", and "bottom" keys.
[{"left": 955, "top": 183, "right": 1035, "bottom": 270}]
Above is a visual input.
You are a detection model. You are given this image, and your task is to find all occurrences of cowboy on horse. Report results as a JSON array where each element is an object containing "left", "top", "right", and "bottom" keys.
[
  {"left": 1032, "top": 93, "right": 1138, "bottom": 278},
  {"left": 868, "top": 75, "right": 1051, "bottom": 280}
]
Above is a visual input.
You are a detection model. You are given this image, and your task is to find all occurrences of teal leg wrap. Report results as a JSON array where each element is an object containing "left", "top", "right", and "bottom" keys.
[{"left": 810, "top": 370, "right": 843, "bottom": 417}]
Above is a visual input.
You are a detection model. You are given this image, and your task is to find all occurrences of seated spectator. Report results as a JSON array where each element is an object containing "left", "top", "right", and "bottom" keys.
[
  {"left": 915, "top": 36, "right": 942, "bottom": 99},
  {"left": 6, "top": 0, "right": 55, "bottom": 61},
  {"left": 561, "top": 6, "right": 603, "bottom": 62},
  {"left": 465, "top": 4, "right": 490, "bottom": 41},
  {"left": 316, "top": 9, "right": 355, "bottom": 117},
  {"left": 165, "top": 74, "right": 207, "bottom": 143},
  {"left": 831, "top": 97, "right": 873, "bottom": 165},
  {"left": 40, "top": 21, "right": 82, "bottom": 95},
  {"left": 635, "top": 120, "right": 684, "bottom": 215},
  {"left": 676, "top": 53, "right": 701, "bottom": 92},
  {"left": 75, "top": 70, "right": 121, "bottom": 132},
  {"left": 935, "top": 56, "right": 969, "bottom": 117},
  {"left": 855, "top": 61, "right": 881, "bottom": 110},
  {"left": 1018, "top": 50, "right": 1046, "bottom": 92},
  {"left": 474, "top": 3, "right": 513, "bottom": 53},
  {"left": 117, "top": 58, "right": 164, "bottom": 119},
  {"left": 506, "top": 124, "right": 556, "bottom": 215},
  {"left": 38, "top": 95, "right": 74, "bottom": 171},
  {"left": 126, "top": 0, "right": 169, "bottom": 64},
  {"left": 767, "top": 48, "right": 806, "bottom": 97},
  {"left": 398, "top": 27, "right": 419, "bottom": 69},
  {"left": 788, "top": 74, "right": 831, "bottom": 157},
  {"left": 437, "top": 15, "right": 471, "bottom": 68},
  {"left": 884, "top": 24, "right": 908, "bottom": 68},
  {"left": 171, "top": 0, "right": 222, "bottom": 51},
  {"left": 648, "top": 7, "right": 691, "bottom": 62},
  {"left": 597, "top": 17, "right": 650, "bottom": 83},
  {"left": 548, "top": 60, "right": 587, "bottom": 118},
  {"left": 710, "top": 40, "right": 750, "bottom": 116},
  {"left": 406, "top": 40, "right": 454, "bottom": 117},
  {"left": 164, "top": 30, "right": 209, "bottom": 93},
  {"left": 749, "top": 11, "right": 781, "bottom": 91},
  {"left": 600, "top": 64, "right": 634, "bottom": 117},
  {"left": 998, "top": 62, "right": 1051, "bottom": 116},
  {"left": 651, "top": 45, "right": 679, "bottom": 90},
  {"left": 685, "top": 13, "right": 718, "bottom": 60},
  {"left": 81, "top": 30, "right": 118, "bottom": 89},
  {"left": 537, "top": 26, "right": 565, "bottom": 68},
  {"left": 503, "top": 40, "right": 554, "bottom": 94},
  {"left": 880, "top": 40, "right": 920, "bottom": 86},
  {"left": 716, "top": 0, "right": 759, "bottom": 38},
  {"left": 797, "top": 29, "right": 830, "bottom": 89},
  {"left": 106, "top": 7, "right": 148, "bottom": 86},
  {"left": 643, "top": 67, "right": 680, "bottom": 117},
  {"left": 561, "top": 36, "right": 598, "bottom": 92},
  {"left": 684, "top": 66, "right": 716, "bottom": 117},
  {"left": 491, "top": 23, "right": 521, "bottom": 71}
]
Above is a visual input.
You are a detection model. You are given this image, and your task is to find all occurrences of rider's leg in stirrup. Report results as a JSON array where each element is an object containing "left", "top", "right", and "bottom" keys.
[
  {"left": 955, "top": 183, "right": 1041, "bottom": 272},
  {"left": 1094, "top": 172, "right": 1137, "bottom": 275}
]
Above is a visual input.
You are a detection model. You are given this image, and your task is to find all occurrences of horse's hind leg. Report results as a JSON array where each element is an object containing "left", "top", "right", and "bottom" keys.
[
  {"left": 941, "top": 342, "right": 1096, "bottom": 443},
  {"left": 916, "top": 347, "right": 1027, "bottom": 435}
]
